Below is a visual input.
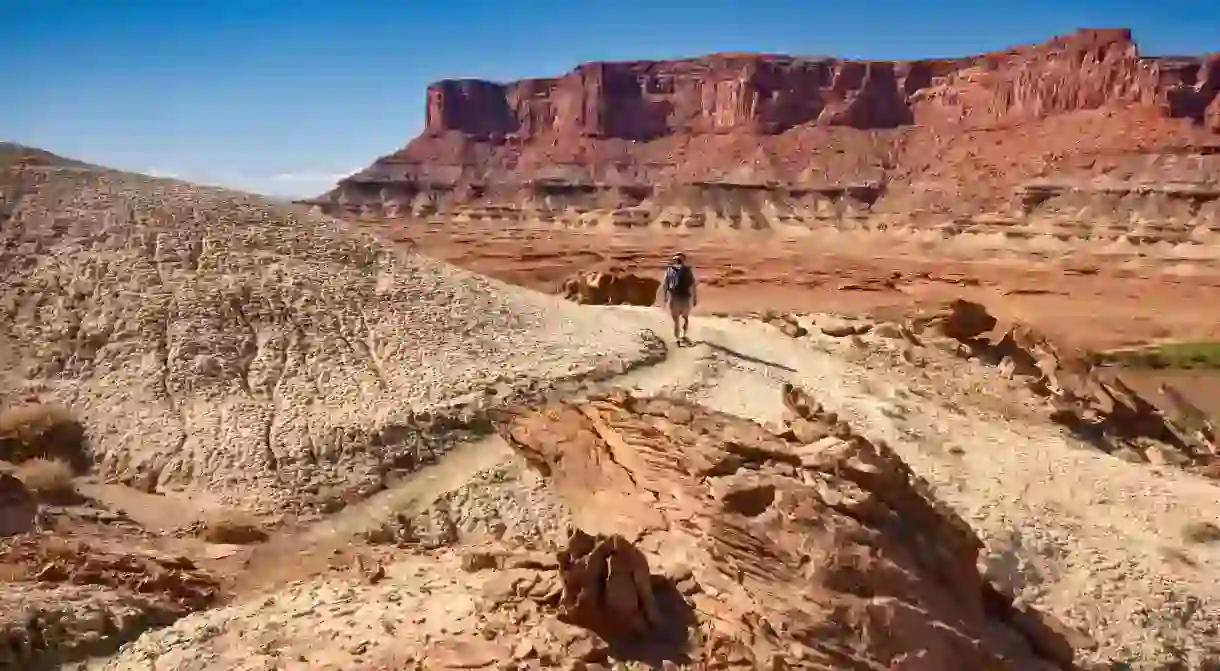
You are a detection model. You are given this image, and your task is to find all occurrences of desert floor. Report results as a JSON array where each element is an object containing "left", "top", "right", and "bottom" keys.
[{"left": 381, "top": 219, "right": 1220, "bottom": 418}]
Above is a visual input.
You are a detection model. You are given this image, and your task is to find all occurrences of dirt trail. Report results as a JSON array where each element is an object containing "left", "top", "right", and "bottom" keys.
[
  {"left": 227, "top": 325, "right": 707, "bottom": 589},
  {"left": 298, "top": 435, "right": 512, "bottom": 547},
  {"left": 89, "top": 305, "right": 1220, "bottom": 669},
  {"left": 233, "top": 433, "right": 513, "bottom": 593},
  {"left": 605, "top": 307, "right": 1220, "bottom": 667},
  {"left": 227, "top": 318, "right": 748, "bottom": 596}
]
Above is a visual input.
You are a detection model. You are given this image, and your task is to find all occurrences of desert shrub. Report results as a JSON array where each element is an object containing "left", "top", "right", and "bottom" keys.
[
  {"left": 16, "top": 457, "right": 77, "bottom": 502},
  {"left": 201, "top": 510, "right": 269, "bottom": 545},
  {"left": 0, "top": 404, "right": 87, "bottom": 470},
  {"left": 1105, "top": 342, "right": 1220, "bottom": 370}
]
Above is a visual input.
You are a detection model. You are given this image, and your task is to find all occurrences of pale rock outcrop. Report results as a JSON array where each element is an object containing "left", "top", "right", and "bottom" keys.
[{"left": 0, "top": 163, "right": 657, "bottom": 513}]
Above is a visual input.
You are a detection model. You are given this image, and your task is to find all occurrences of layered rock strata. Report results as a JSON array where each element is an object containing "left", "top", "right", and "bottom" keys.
[{"left": 316, "top": 29, "right": 1220, "bottom": 244}]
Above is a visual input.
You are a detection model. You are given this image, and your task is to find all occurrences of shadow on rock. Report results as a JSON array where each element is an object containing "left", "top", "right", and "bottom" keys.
[
  {"left": 493, "top": 385, "right": 1084, "bottom": 669},
  {"left": 556, "top": 529, "right": 696, "bottom": 665},
  {"left": 912, "top": 299, "right": 1219, "bottom": 473}
]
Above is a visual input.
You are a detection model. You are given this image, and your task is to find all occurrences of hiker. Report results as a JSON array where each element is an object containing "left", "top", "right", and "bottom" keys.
[{"left": 662, "top": 253, "right": 697, "bottom": 345}]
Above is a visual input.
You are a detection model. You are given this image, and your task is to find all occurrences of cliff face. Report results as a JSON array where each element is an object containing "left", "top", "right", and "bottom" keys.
[
  {"left": 423, "top": 55, "right": 933, "bottom": 140},
  {"left": 419, "top": 29, "right": 1220, "bottom": 139},
  {"left": 317, "top": 29, "right": 1220, "bottom": 225}
]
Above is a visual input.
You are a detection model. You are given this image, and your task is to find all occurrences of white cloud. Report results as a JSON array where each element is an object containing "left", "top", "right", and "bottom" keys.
[
  {"left": 143, "top": 167, "right": 181, "bottom": 179},
  {"left": 134, "top": 166, "right": 355, "bottom": 198}
]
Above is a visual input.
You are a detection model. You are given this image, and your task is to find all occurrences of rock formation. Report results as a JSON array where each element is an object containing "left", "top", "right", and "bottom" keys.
[
  {"left": 0, "top": 535, "right": 221, "bottom": 668},
  {"left": 314, "top": 29, "right": 1220, "bottom": 239},
  {"left": 554, "top": 529, "right": 663, "bottom": 639},
  {"left": 910, "top": 300, "right": 1220, "bottom": 471},
  {"left": 560, "top": 266, "right": 660, "bottom": 306},
  {"left": 492, "top": 388, "right": 1081, "bottom": 669},
  {"left": 0, "top": 159, "right": 658, "bottom": 513},
  {"left": 0, "top": 473, "right": 35, "bottom": 536}
]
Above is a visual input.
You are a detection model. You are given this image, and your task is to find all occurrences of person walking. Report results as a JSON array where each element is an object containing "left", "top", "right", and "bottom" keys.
[{"left": 662, "top": 253, "right": 697, "bottom": 345}]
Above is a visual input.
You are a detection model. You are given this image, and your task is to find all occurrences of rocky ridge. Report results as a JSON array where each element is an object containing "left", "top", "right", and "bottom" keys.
[
  {"left": 760, "top": 300, "right": 1220, "bottom": 475},
  {"left": 0, "top": 161, "right": 659, "bottom": 514},
  {"left": 0, "top": 472, "right": 223, "bottom": 670},
  {"left": 88, "top": 387, "right": 1084, "bottom": 670},
  {"left": 8, "top": 301, "right": 1220, "bottom": 668},
  {"left": 496, "top": 387, "right": 1083, "bottom": 669},
  {"left": 316, "top": 29, "right": 1220, "bottom": 247}
]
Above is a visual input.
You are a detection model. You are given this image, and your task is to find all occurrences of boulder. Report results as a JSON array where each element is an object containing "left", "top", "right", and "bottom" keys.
[
  {"left": 765, "top": 314, "right": 808, "bottom": 338},
  {"left": 556, "top": 529, "right": 662, "bottom": 638},
  {"left": 561, "top": 267, "right": 660, "bottom": 306},
  {"left": 819, "top": 318, "right": 872, "bottom": 338},
  {"left": 0, "top": 473, "right": 36, "bottom": 536},
  {"left": 916, "top": 300, "right": 1217, "bottom": 468},
  {"left": 914, "top": 299, "right": 998, "bottom": 340}
]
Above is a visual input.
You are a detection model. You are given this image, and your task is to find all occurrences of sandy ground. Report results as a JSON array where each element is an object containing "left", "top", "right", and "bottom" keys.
[
  {"left": 378, "top": 221, "right": 1220, "bottom": 351},
  {"left": 85, "top": 305, "right": 1220, "bottom": 670},
  {"left": 382, "top": 219, "right": 1220, "bottom": 421},
  {"left": 611, "top": 308, "right": 1220, "bottom": 667}
]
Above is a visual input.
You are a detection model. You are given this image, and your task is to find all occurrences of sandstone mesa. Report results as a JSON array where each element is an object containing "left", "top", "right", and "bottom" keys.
[{"left": 314, "top": 28, "right": 1220, "bottom": 233}]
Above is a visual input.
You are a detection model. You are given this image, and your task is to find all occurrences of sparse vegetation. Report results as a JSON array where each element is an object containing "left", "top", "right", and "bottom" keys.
[
  {"left": 16, "top": 457, "right": 77, "bottom": 502},
  {"left": 201, "top": 510, "right": 270, "bottom": 545},
  {"left": 1101, "top": 342, "right": 1220, "bottom": 370},
  {"left": 0, "top": 403, "right": 87, "bottom": 469}
]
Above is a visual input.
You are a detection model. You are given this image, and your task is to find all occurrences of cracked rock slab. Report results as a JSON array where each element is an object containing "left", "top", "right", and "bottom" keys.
[
  {"left": 0, "top": 164, "right": 658, "bottom": 512},
  {"left": 492, "top": 387, "right": 1082, "bottom": 670}
]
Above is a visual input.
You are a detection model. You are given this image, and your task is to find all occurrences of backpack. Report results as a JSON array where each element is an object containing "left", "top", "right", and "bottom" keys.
[{"left": 665, "top": 264, "right": 694, "bottom": 296}]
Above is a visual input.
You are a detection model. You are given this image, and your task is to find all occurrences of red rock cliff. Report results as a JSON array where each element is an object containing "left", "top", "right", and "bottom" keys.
[
  {"left": 425, "top": 55, "right": 935, "bottom": 139},
  {"left": 318, "top": 28, "right": 1219, "bottom": 217}
]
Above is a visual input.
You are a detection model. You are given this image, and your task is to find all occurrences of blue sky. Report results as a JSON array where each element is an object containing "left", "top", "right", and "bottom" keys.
[{"left": 4, "top": 0, "right": 1218, "bottom": 198}]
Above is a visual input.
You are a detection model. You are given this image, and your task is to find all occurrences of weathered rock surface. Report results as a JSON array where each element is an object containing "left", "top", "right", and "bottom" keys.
[
  {"left": 87, "top": 387, "right": 1082, "bottom": 670},
  {"left": 0, "top": 161, "right": 658, "bottom": 513},
  {"left": 561, "top": 266, "right": 660, "bottom": 306},
  {"left": 82, "top": 309, "right": 1220, "bottom": 669},
  {"left": 0, "top": 536, "right": 220, "bottom": 669},
  {"left": 315, "top": 29, "right": 1220, "bottom": 240},
  {"left": 910, "top": 300, "right": 1220, "bottom": 471},
  {"left": 493, "top": 388, "right": 1080, "bottom": 669},
  {"left": 0, "top": 473, "right": 35, "bottom": 536}
]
